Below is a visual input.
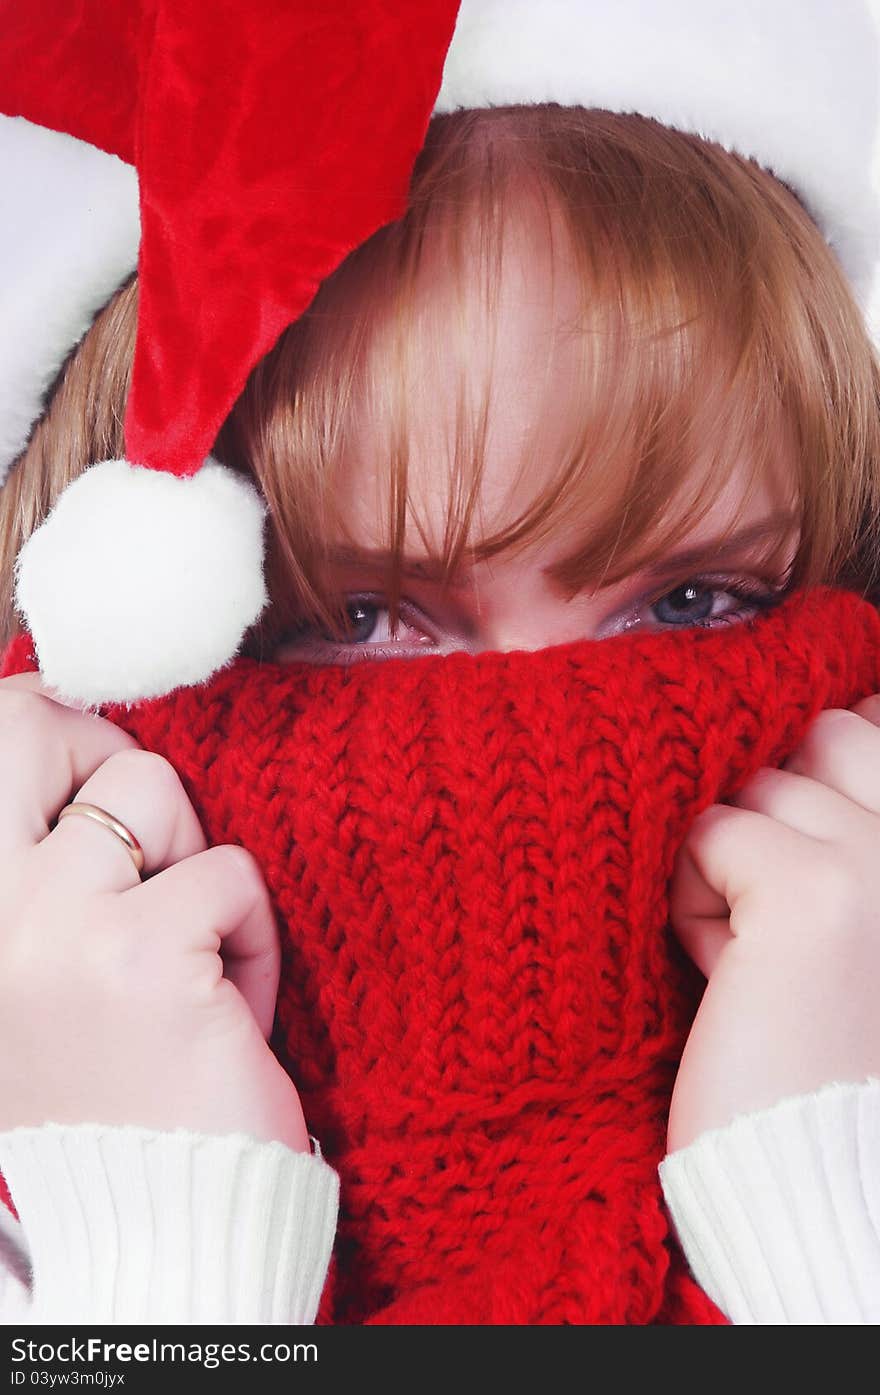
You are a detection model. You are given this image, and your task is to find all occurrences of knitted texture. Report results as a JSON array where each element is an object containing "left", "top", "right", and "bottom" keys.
[{"left": 4, "top": 585, "right": 880, "bottom": 1323}]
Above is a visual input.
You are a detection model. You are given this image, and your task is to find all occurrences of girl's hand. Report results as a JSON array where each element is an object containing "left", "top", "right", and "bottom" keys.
[
  {"left": 667, "top": 696, "right": 880, "bottom": 1153},
  {"left": 0, "top": 673, "right": 308, "bottom": 1152}
]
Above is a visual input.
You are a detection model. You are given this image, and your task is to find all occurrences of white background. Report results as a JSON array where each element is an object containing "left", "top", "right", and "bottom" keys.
[{"left": 866, "top": 0, "right": 880, "bottom": 337}]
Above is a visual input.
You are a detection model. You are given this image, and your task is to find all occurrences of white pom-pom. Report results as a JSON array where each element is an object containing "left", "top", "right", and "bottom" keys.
[{"left": 14, "top": 458, "right": 269, "bottom": 706}]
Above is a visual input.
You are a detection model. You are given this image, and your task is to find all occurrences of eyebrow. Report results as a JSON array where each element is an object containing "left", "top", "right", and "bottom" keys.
[
  {"left": 632, "top": 512, "right": 799, "bottom": 583},
  {"left": 323, "top": 544, "right": 471, "bottom": 587},
  {"left": 322, "top": 511, "right": 798, "bottom": 590}
]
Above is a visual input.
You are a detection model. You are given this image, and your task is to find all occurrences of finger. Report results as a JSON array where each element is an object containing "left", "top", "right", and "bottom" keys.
[
  {"left": 0, "top": 669, "right": 98, "bottom": 713},
  {"left": 37, "top": 747, "right": 208, "bottom": 892},
  {"left": 678, "top": 802, "right": 820, "bottom": 926},
  {"left": 668, "top": 834, "right": 732, "bottom": 978},
  {"left": 0, "top": 680, "right": 138, "bottom": 852},
  {"left": 783, "top": 705, "right": 880, "bottom": 817},
  {"left": 119, "top": 844, "right": 281, "bottom": 1039},
  {"left": 850, "top": 693, "right": 880, "bottom": 727},
  {"left": 726, "top": 763, "right": 868, "bottom": 842}
]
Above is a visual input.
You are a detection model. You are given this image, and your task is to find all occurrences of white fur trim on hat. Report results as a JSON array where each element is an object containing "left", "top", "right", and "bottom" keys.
[
  {"left": 13, "top": 459, "right": 268, "bottom": 706},
  {"left": 0, "top": 116, "right": 140, "bottom": 485},
  {"left": 437, "top": 0, "right": 880, "bottom": 305}
]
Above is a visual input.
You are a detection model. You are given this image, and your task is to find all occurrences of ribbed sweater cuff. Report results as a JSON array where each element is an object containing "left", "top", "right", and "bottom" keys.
[
  {"left": 659, "top": 1079, "right": 880, "bottom": 1324},
  {"left": 0, "top": 1124, "right": 339, "bottom": 1325}
]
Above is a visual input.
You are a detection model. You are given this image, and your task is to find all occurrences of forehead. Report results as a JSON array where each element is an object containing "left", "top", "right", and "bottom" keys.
[
  {"left": 329, "top": 178, "right": 796, "bottom": 561},
  {"left": 341, "top": 191, "right": 575, "bottom": 523}
]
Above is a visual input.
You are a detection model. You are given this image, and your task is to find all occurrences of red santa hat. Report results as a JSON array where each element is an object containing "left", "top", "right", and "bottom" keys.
[{"left": 1, "top": 0, "right": 878, "bottom": 706}]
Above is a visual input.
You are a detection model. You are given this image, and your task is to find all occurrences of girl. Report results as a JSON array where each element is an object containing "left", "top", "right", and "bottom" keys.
[{"left": 1, "top": 1, "right": 880, "bottom": 1325}]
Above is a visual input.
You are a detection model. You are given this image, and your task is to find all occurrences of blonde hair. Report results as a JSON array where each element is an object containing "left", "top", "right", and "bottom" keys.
[{"left": 3, "top": 106, "right": 880, "bottom": 651}]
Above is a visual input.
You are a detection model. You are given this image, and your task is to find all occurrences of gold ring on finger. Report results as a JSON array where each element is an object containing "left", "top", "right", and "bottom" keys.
[{"left": 56, "top": 801, "right": 146, "bottom": 878}]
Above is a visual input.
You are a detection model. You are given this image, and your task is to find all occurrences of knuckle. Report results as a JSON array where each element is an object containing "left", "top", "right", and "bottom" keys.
[
  {"left": 684, "top": 801, "right": 730, "bottom": 843},
  {"left": 0, "top": 685, "right": 49, "bottom": 731},
  {"left": 746, "top": 764, "right": 781, "bottom": 790},
  {"left": 211, "top": 842, "right": 266, "bottom": 893},
  {"left": 804, "top": 707, "right": 862, "bottom": 752},
  {"left": 731, "top": 766, "right": 785, "bottom": 812},
  {"left": 791, "top": 708, "right": 876, "bottom": 780},
  {"left": 0, "top": 683, "right": 139, "bottom": 759},
  {"left": 850, "top": 693, "right": 880, "bottom": 726},
  {"left": 100, "top": 747, "right": 183, "bottom": 799}
]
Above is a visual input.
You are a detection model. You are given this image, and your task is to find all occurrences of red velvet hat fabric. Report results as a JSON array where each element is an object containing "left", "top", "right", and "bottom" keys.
[
  {"left": 0, "top": 0, "right": 138, "bottom": 160},
  {"left": 0, "top": 0, "right": 461, "bottom": 478},
  {"left": 5, "top": 585, "right": 880, "bottom": 1322}
]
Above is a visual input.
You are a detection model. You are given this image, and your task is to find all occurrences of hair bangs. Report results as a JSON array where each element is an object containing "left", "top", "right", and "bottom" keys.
[{"left": 215, "top": 106, "right": 880, "bottom": 644}]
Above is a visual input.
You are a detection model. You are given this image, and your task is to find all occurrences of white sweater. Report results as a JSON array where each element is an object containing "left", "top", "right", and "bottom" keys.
[{"left": 1, "top": 1079, "right": 879, "bottom": 1326}]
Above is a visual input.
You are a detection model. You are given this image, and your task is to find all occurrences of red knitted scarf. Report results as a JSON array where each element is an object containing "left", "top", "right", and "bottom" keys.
[{"left": 5, "top": 586, "right": 880, "bottom": 1324}]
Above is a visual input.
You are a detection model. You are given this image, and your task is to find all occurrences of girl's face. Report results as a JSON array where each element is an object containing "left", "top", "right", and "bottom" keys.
[{"left": 268, "top": 192, "right": 799, "bottom": 667}]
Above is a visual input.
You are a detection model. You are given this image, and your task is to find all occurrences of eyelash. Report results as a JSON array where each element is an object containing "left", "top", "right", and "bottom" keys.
[
  {"left": 304, "top": 597, "right": 432, "bottom": 664},
  {"left": 630, "top": 575, "right": 786, "bottom": 632},
  {"left": 282, "top": 575, "right": 790, "bottom": 663}
]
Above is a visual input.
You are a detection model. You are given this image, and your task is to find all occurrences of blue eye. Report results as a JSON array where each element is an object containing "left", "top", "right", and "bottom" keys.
[
  {"left": 641, "top": 578, "right": 783, "bottom": 633},
  {"left": 651, "top": 583, "right": 716, "bottom": 626},
  {"left": 341, "top": 601, "right": 381, "bottom": 642},
  {"left": 277, "top": 595, "right": 438, "bottom": 664}
]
